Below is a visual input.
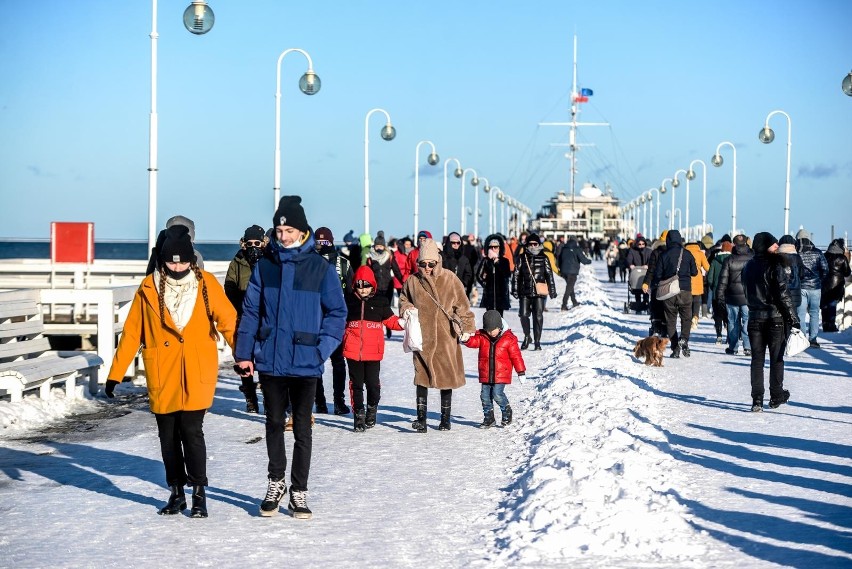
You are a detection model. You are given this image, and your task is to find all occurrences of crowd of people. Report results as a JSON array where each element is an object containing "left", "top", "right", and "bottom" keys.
[{"left": 105, "top": 199, "right": 851, "bottom": 521}]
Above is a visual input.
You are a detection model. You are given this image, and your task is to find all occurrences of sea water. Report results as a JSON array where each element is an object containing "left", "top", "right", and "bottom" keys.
[{"left": 0, "top": 241, "right": 239, "bottom": 261}]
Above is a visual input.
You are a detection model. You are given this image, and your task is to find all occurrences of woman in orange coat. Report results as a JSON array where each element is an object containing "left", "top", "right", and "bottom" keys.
[
  {"left": 685, "top": 241, "right": 710, "bottom": 331},
  {"left": 105, "top": 225, "right": 237, "bottom": 518}
]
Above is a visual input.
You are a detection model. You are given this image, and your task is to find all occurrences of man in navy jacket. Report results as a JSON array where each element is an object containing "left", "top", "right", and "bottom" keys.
[{"left": 234, "top": 196, "right": 346, "bottom": 520}]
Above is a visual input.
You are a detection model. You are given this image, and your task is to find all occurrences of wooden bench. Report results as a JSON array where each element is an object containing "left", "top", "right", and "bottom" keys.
[{"left": 0, "top": 290, "right": 103, "bottom": 403}]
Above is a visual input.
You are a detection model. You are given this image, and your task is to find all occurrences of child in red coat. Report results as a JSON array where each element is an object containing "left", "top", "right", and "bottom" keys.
[
  {"left": 342, "top": 266, "right": 404, "bottom": 432},
  {"left": 463, "top": 310, "right": 526, "bottom": 428}
]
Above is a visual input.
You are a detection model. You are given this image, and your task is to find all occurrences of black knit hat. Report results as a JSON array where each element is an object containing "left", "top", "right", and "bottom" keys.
[
  {"left": 483, "top": 310, "right": 503, "bottom": 332},
  {"left": 273, "top": 195, "right": 309, "bottom": 232},
  {"left": 159, "top": 225, "right": 195, "bottom": 264},
  {"left": 243, "top": 225, "right": 265, "bottom": 241},
  {"left": 752, "top": 231, "right": 779, "bottom": 254},
  {"left": 374, "top": 230, "right": 386, "bottom": 247},
  {"left": 526, "top": 233, "right": 541, "bottom": 245}
]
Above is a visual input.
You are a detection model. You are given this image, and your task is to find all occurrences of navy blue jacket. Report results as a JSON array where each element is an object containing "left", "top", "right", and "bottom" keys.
[
  {"left": 797, "top": 239, "right": 828, "bottom": 290},
  {"left": 557, "top": 239, "right": 591, "bottom": 275},
  {"left": 234, "top": 234, "right": 346, "bottom": 377}
]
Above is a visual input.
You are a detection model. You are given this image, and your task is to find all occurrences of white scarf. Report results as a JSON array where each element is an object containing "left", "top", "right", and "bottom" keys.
[{"left": 155, "top": 271, "right": 198, "bottom": 332}]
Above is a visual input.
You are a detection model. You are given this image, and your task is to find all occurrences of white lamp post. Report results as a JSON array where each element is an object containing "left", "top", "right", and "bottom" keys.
[
  {"left": 659, "top": 177, "right": 673, "bottom": 232},
  {"left": 413, "top": 140, "right": 439, "bottom": 237},
  {"left": 273, "top": 48, "right": 320, "bottom": 209},
  {"left": 475, "top": 177, "right": 489, "bottom": 238},
  {"left": 758, "top": 110, "right": 792, "bottom": 235},
  {"left": 460, "top": 168, "right": 478, "bottom": 236},
  {"left": 686, "top": 159, "right": 707, "bottom": 239},
  {"left": 641, "top": 195, "right": 648, "bottom": 237},
  {"left": 712, "top": 141, "right": 738, "bottom": 235},
  {"left": 648, "top": 187, "right": 661, "bottom": 239},
  {"left": 489, "top": 186, "right": 502, "bottom": 235},
  {"left": 364, "top": 108, "right": 396, "bottom": 234},
  {"left": 148, "top": 0, "right": 215, "bottom": 255},
  {"left": 670, "top": 169, "right": 687, "bottom": 232},
  {"left": 442, "top": 158, "right": 462, "bottom": 238}
]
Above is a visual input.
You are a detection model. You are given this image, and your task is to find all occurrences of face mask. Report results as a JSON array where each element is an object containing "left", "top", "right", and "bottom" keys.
[
  {"left": 164, "top": 266, "right": 191, "bottom": 280},
  {"left": 245, "top": 246, "right": 263, "bottom": 265},
  {"left": 527, "top": 244, "right": 543, "bottom": 255}
]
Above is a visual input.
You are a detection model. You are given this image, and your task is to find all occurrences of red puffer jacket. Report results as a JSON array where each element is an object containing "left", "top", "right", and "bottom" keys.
[
  {"left": 464, "top": 329, "right": 525, "bottom": 384},
  {"left": 342, "top": 266, "right": 403, "bottom": 361}
]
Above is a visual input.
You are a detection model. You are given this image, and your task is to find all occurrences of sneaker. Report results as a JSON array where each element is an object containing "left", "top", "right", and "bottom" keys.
[
  {"left": 288, "top": 489, "right": 312, "bottom": 520},
  {"left": 725, "top": 348, "right": 738, "bottom": 355},
  {"left": 743, "top": 349, "right": 752, "bottom": 356},
  {"left": 751, "top": 399, "right": 763, "bottom": 413},
  {"left": 259, "top": 478, "right": 287, "bottom": 517},
  {"left": 715, "top": 335, "right": 724, "bottom": 345},
  {"left": 679, "top": 339, "right": 690, "bottom": 358},
  {"left": 285, "top": 414, "right": 315, "bottom": 432},
  {"left": 769, "top": 390, "right": 790, "bottom": 409},
  {"left": 808, "top": 340, "right": 820, "bottom": 349}
]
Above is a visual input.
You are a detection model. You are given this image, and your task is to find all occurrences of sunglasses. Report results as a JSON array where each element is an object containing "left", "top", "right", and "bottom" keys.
[
  {"left": 450, "top": 241, "right": 461, "bottom": 245},
  {"left": 489, "top": 245, "right": 499, "bottom": 249},
  {"left": 527, "top": 242, "right": 540, "bottom": 247},
  {"left": 245, "top": 240, "right": 263, "bottom": 247},
  {"left": 418, "top": 260, "right": 438, "bottom": 268},
  {"left": 354, "top": 280, "right": 373, "bottom": 289}
]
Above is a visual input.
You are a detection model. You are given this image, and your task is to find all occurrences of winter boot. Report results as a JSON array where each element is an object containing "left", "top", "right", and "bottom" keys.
[
  {"left": 333, "top": 398, "right": 350, "bottom": 415},
  {"left": 190, "top": 485, "right": 208, "bottom": 518},
  {"left": 533, "top": 343, "right": 542, "bottom": 351},
  {"left": 411, "top": 397, "right": 427, "bottom": 433},
  {"left": 315, "top": 400, "right": 329, "bottom": 414},
  {"left": 259, "top": 477, "right": 287, "bottom": 517},
  {"left": 365, "top": 405, "right": 378, "bottom": 428},
  {"left": 691, "top": 316, "right": 699, "bottom": 332},
  {"left": 288, "top": 488, "right": 312, "bottom": 520},
  {"left": 521, "top": 336, "right": 531, "bottom": 350},
  {"left": 501, "top": 405, "right": 513, "bottom": 426},
  {"left": 353, "top": 409, "right": 366, "bottom": 432},
  {"left": 769, "top": 390, "right": 790, "bottom": 409},
  {"left": 438, "top": 404, "right": 452, "bottom": 431},
  {"left": 158, "top": 485, "right": 187, "bottom": 515},
  {"left": 239, "top": 380, "right": 259, "bottom": 414},
  {"left": 751, "top": 399, "right": 763, "bottom": 412},
  {"left": 679, "top": 339, "right": 691, "bottom": 358},
  {"left": 479, "top": 410, "right": 496, "bottom": 429}
]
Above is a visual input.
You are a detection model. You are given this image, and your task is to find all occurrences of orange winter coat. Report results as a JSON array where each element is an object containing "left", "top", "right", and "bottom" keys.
[
  {"left": 685, "top": 243, "right": 710, "bottom": 295},
  {"left": 107, "top": 272, "right": 237, "bottom": 414}
]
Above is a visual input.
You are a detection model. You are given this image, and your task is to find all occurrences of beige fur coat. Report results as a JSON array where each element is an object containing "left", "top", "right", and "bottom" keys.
[{"left": 400, "top": 239, "right": 476, "bottom": 389}]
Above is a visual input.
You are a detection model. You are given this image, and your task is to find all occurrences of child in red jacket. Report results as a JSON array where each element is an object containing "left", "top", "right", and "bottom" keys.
[
  {"left": 343, "top": 266, "right": 404, "bottom": 432},
  {"left": 463, "top": 310, "right": 526, "bottom": 428}
]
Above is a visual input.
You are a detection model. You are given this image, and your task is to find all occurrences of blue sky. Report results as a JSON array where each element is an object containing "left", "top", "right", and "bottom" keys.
[{"left": 1, "top": 0, "right": 850, "bottom": 245}]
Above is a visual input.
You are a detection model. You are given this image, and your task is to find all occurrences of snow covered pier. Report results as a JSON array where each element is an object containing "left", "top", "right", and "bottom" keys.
[{"left": 0, "top": 263, "right": 849, "bottom": 568}]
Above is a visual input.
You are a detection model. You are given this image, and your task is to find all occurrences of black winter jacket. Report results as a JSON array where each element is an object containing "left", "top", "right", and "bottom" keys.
[
  {"left": 653, "top": 231, "right": 698, "bottom": 293},
  {"left": 441, "top": 248, "right": 474, "bottom": 288},
  {"left": 797, "top": 239, "right": 829, "bottom": 290},
  {"left": 512, "top": 251, "right": 557, "bottom": 298},
  {"left": 477, "top": 234, "right": 512, "bottom": 311},
  {"left": 366, "top": 251, "right": 403, "bottom": 293},
  {"left": 557, "top": 239, "right": 591, "bottom": 275},
  {"left": 823, "top": 240, "right": 851, "bottom": 304},
  {"left": 625, "top": 241, "right": 652, "bottom": 268},
  {"left": 777, "top": 245, "right": 803, "bottom": 308},
  {"left": 742, "top": 246, "right": 798, "bottom": 326},
  {"left": 716, "top": 244, "right": 753, "bottom": 306}
]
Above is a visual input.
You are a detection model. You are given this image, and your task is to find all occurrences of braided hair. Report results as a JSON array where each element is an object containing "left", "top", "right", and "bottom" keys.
[{"left": 156, "top": 264, "right": 218, "bottom": 340}]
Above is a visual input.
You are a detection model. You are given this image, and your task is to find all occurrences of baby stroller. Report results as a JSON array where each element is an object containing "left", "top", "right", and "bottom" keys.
[{"left": 623, "top": 266, "right": 648, "bottom": 314}]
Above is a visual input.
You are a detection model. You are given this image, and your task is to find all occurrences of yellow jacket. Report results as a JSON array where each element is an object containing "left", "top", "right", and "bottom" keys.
[
  {"left": 543, "top": 241, "right": 560, "bottom": 276},
  {"left": 108, "top": 271, "right": 237, "bottom": 414},
  {"left": 685, "top": 243, "right": 710, "bottom": 295}
]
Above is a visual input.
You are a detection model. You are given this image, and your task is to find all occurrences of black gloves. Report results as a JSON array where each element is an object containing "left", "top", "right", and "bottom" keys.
[
  {"left": 104, "top": 380, "right": 120, "bottom": 398},
  {"left": 550, "top": 293, "right": 557, "bottom": 300}
]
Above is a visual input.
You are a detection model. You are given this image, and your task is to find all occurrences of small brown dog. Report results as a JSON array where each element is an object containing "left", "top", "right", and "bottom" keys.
[{"left": 633, "top": 337, "right": 670, "bottom": 366}]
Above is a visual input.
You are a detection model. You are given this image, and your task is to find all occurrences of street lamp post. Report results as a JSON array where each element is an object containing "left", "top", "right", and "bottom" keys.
[
  {"left": 659, "top": 177, "right": 673, "bottom": 232},
  {"left": 648, "top": 187, "right": 661, "bottom": 239},
  {"left": 475, "top": 177, "right": 489, "bottom": 239},
  {"left": 442, "top": 158, "right": 462, "bottom": 238},
  {"left": 364, "top": 108, "right": 396, "bottom": 234},
  {"left": 640, "top": 195, "right": 648, "bottom": 237},
  {"left": 712, "top": 141, "right": 738, "bottom": 235},
  {"left": 687, "top": 159, "right": 707, "bottom": 239},
  {"left": 671, "top": 169, "right": 687, "bottom": 233},
  {"left": 460, "top": 168, "right": 478, "bottom": 236},
  {"left": 758, "top": 110, "right": 792, "bottom": 235},
  {"left": 273, "top": 48, "right": 320, "bottom": 209},
  {"left": 413, "top": 140, "right": 439, "bottom": 237},
  {"left": 489, "top": 186, "right": 502, "bottom": 236},
  {"left": 842, "top": 70, "right": 852, "bottom": 96},
  {"left": 148, "top": 0, "right": 215, "bottom": 255}
]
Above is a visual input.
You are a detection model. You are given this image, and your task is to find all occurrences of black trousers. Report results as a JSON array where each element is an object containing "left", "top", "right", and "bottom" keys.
[
  {"left": 259, "top": 374, "right": 317, "bottom": 491},
  {"left": 347, "top": 359, "right": 381, "bottom": 411},
  {"left": 663, "top": 290, "right": 693, "bottom": 345},
  {"left": 607, "top": 265, "right": 617, "bottom": 282},
  {"left": 316, "top": 342, "right": 347, "bottom": 405},
  {"left": 747, "top": 317, "right": 786, "bottom": 400},
  {"left": 562, "top": 274, "right": 579, "bottom": 307},
  {"left": 519, "top": 296, "right": 546, "bottom": 342},
  {"left": 155, "top": 409, "right": 208, "bottom": 487}
]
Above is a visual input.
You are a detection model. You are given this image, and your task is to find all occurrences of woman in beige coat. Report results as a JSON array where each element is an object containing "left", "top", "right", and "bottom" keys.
[{"left": 400, "top": 238, "right": 476, "bottom": 432}]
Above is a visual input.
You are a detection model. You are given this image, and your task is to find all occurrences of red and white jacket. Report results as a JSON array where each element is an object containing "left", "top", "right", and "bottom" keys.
[
  {"left": 342, "top": 266, "right": 403, "bottom": 361},
  {"left": 464, "top": 329, "right": 526, "bottom": 384}
]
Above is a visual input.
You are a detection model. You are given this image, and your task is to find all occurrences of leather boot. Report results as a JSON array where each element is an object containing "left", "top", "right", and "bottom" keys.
[
  {"left": 438, "top": 404, "right": 452, "bottom": 431},
  {"left": 190, "top": 485, "right": 208, "bottom": 518},
  {"left": 502, "top": 405, "right": 513, "bottom": 425},
  {"left": 353, "top": 409, "right": 366, "bottom": 432},
  {"left": 411, "top": 397, "right": 427, "bottom": 433},
  {"left": 239, "top": 379, "right": 259, "bottom": 414},
  {"left": 158, "top": 485, "right": 187, "bottom": 515},
  {"left": 479, "top": 409, "right": 496, "bottom": 429},
  {"left": 521, "top": 336, "right": 531, "bottom": 350},
  {"left": 365, "top": 405, "right": 378, "bottom": 428}
]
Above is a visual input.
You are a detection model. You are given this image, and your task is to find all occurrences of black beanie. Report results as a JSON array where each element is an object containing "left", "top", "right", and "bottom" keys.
[
  {"left": 752, "top": 231, "right": 779, "bottom": 255},
  {"left": 243, "top": 225, "right": 265, "bottom": 242},
  {"left": 526, "top": 233, "right": 541, "bottom": 244},
  {"left": 483, "top": 310, "right": 503, "bottom": 332},
  {"left": 273, "top": 195, "right": 309, "bottom": 232},
  {"left": 374, "top": 230, "right": 386, "bottom": 247},
  {"left": 159, "top": 225, "right": 195, "bottom": 264}
]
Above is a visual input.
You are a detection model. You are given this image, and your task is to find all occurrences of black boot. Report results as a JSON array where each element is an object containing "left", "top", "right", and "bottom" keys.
[
  {"left": 239, "top": 380, "right": 259, "bottom": 414},
  {"left": 353, "top": 409, "right": 366, "bottom": 432},
  {"left": 333, "top": 398, "right": 350, "bottom": 415},
  {"left": 521, "top": 336, "right": 531, "bottom": 350},
  {"left": 315, "top": 400, "right": 329, "bottom": 414},
  {"left": 479, "top": 409, "right": 496, "bottom": 429},
  {"left": 411, "top": 397, "right": 427, "bottom": 433},
  {"left": 158, "top": 485, "right": 187, "bottom": 515},
  {"left": 365, "top": 405, "right": 378, "bottom": 428},
  {"left": 502, "top": 405, "right": 513, "bottom": 425},
  {"left": 190, "top": 485, "right": 208, "bottom": 518},
  {"left": 438, "top": 404, "right": 451, "bottom": 431}
]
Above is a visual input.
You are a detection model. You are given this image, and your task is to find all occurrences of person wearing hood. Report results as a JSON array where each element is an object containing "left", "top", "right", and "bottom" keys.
[
  {"left": 641, "top": 232, "right": 670, "bottom": 337},
  {"left": 617, "top": 239, "right": 630, "bottom": 283},
  {"left": 315, "top": 226, "right": 353, "bottom": 415},
  {"left": 821, "top": 238, "right": 851, "bottom": 332},
  {"left": 512, "top": 233, "right": 558, "bottom": 350},
  {"left": 742, "top": 232, "right": 799, "bottom": 412},
  {"left": 556, "top": 237, "right": 591, "bottom": 310},
  {"left": 145, "top": 215, "right": 205, "bottom": 275},
  {"left": 626, "top": 236, "right": 652, "bottom": 311},
  {"left": 796, "top": 228, "right": 829, "bottom": 347},
  {"left": 225, "top": 224, "right": 269, "bottom": 414},
  {"left": 400, "top": 238, "right": 476, "bottom": 432},
  {"left": 684, "top": 241, "right": 710, "bottom": 331},
  {"left": 717, "top": 234, "right": 754, "bottom": 356},
  {"left": 106, "top": 225, "right": 237, "bottom": 518},
  {"left": 477, "top": 234, "right": 512, "bottom": 316},
  {"left": 604, "top": 239, "right": 620, "bottom": 283},
  {"left": 441, "top": 232, "right": 474, "bottom": 292},
  {"left": 777, "top": 235, "right": 804, "bottom": 312},
  {"left": 653, "top": 230, "right": 698, "bottom": 357},
  {"left": 233, "top": 196, "right": 346, "bottom": 519},
  {"left": 707, "top": 241, "right": 733, "bottom": 343}
]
